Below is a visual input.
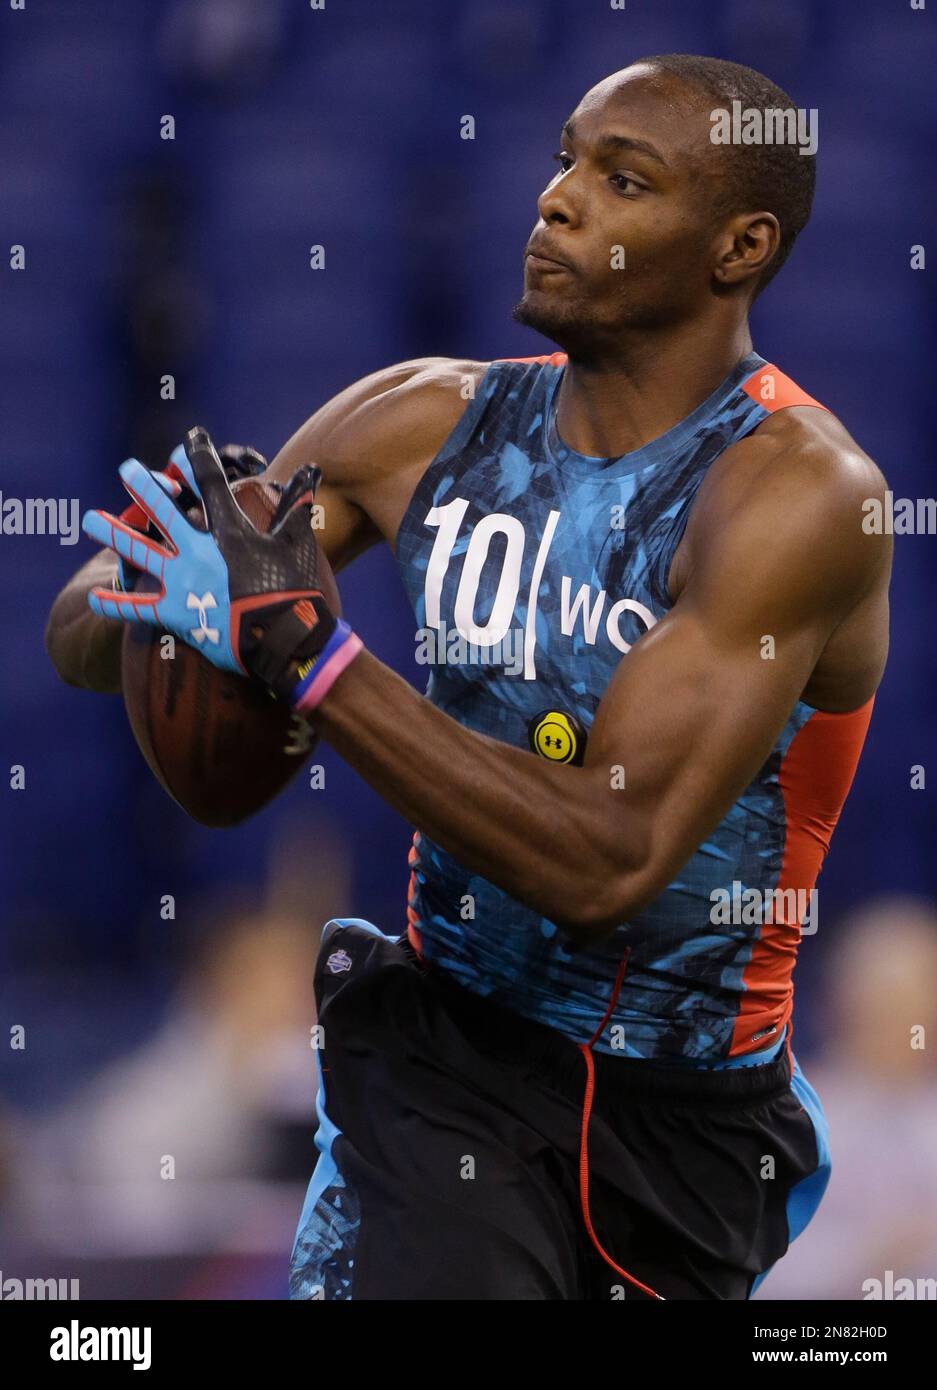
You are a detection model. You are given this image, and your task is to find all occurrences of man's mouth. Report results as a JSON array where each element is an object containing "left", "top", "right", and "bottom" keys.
[{"left": 525, "top": 244, "right": 572, "bottom": 275}]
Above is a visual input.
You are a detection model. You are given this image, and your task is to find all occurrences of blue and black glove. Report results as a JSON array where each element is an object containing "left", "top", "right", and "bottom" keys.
[
  {"left": 84, "top": 427, "right": 361, "bottom": 708},
  {"left": 111, "top": 441, "right": 267, "bottom": 592}
]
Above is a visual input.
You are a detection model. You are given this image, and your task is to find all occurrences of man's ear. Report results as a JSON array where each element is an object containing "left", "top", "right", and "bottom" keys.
[{"left": 712, "top": 211, "right": 781, "bottom": 290}]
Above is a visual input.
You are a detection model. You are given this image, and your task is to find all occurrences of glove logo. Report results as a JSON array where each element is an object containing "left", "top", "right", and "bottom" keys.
[
  {"left": 292, "top": 598, "right": 319, "bottom": 630},
  {"left": 325, "top": 949, "right": 353, "bottom": 975},
  {"left": 186, "top": 591, "right": 220, "bottom": 645}
]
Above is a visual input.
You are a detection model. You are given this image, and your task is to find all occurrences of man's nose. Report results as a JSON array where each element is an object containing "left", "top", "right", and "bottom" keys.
[{"left": 537, "top": 172, "right": 581, "bottom": 228}]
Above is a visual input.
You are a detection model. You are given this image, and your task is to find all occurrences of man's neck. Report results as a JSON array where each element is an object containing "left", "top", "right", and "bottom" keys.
[{"left": 554, "top": 319, "right": 755, "bottom": 459}]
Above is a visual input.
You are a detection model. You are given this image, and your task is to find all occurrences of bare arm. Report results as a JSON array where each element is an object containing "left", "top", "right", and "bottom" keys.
[{"left": 312, "top": 428, "right": 890, "bottom": 941}]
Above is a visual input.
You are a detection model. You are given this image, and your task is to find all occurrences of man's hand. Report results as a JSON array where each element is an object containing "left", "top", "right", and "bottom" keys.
[
  {"left": 82, "top": 427, "right": 362, "bottom": 705},
  {"left": 112, "top": 442, "right": 268, "bottom": 592},
  {"left": 46, "top": 356, "right": 446, "bottom": 695}
]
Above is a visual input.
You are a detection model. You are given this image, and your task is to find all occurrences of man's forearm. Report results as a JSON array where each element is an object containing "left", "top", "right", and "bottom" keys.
[
  {"left": 45, "top": 551, "right": 123, "bottom": 693},
  {"left": 314, "top": 649, "right": 641, "bottom": 937}
]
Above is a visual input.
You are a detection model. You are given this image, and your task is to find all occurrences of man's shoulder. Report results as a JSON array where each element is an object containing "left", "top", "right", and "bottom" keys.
[
  {"left": 268, "top": 356, "right": 492, "bottom": 496},
  {"left": 677, "top": 401, "right": 891, "bottom": 614},
  {"left": 750, "top": 404, "right": 884, "bottom": 490},
  {"left": 693, "top": 400, "right": 888, "bottom": 540},
  {"left": 352, "top": 355, "right": 491, "bottom": 412},
  {"left": 314, "top": 356, "right": 491, "bottom": 482}
]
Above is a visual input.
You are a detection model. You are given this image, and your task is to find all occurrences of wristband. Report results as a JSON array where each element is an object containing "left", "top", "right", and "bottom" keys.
[{"left": 290, "top": 620, "right": 363, "bottom": 714}]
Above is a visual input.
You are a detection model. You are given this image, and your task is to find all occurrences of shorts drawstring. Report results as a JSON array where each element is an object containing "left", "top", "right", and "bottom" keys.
[{"left": 576, "top": 947, "right": 665, "bottom": 1302}]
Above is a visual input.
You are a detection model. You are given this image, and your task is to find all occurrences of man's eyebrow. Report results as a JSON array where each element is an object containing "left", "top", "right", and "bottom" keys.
[{"left": 562, "top": 120, "right": 669, "bottom": 168}]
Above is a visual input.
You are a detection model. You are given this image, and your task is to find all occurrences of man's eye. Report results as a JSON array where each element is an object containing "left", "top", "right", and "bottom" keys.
[
  {"left": 552, "top": 151, "right": 573, "bottom": 173},
  {"left": 611, "top": 173, "right": 641, "bottom": 194}
]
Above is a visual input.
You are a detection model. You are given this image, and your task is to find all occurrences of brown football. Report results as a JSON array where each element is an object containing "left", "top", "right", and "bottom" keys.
[{"left": 121, "top": 475, "right": 340, "bottom": 827}]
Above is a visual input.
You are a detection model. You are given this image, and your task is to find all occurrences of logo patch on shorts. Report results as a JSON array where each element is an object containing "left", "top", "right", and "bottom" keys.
[{"left": 325, "top": 948, "right": 353, "bottom": 975}]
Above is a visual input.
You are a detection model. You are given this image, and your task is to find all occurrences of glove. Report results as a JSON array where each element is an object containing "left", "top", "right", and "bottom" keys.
[
  {"left": 113, "top": 443, "right": 268, "bottom": 592},
  {"left": 83, "top": 427, "right": 362, "bottom": 711}
]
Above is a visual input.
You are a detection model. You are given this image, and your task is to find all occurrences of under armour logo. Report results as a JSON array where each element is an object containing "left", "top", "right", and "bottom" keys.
[
  {"left": 292, "top": 598, "right": 318, "bottom": 629},
  {"left": 186, "top": 591, "right": 220, "bottom": 645}
]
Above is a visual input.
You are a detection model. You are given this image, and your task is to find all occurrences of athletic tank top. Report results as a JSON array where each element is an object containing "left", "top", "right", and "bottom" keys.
[{"left": 394, "top": 350, "right": 873, "bottom": 1062}]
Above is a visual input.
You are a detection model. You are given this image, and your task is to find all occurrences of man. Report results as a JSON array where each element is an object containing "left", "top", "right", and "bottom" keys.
[{"left": 47, "top": 55, "right": 891, "bottom": 1300}]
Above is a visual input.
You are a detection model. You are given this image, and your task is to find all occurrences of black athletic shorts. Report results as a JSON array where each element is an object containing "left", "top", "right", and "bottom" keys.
[{"left": 289, "top": 920, "right": 830, "bottom": 1301}]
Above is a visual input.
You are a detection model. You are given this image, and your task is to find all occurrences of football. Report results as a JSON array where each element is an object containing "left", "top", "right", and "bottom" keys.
[{"left": 120, "top": 475, "right": 339, "bottom": 827}]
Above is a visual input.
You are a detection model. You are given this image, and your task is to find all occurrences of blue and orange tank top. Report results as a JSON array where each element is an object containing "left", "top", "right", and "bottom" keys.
[{"left": 394, "top": 351, "right": 873, "bottom": 1063}]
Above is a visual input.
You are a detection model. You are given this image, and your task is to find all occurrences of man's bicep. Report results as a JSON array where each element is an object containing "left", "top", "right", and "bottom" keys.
[
  {"left": 266, "top": 382, "right": 389, "bottom": 573},
  {"left": 585, "top": 600, "right": 819, "bottom": 908},
  {"left": 265, "top": 356, "right": 469, "bottom": 572},
  {"left": 265, "top": 369, "right": 409, "bottom": 571},
  {"left": 298, "top": 479, "right": 378, "bottom": 573},
  {"left": 583, "top": 437, "right": 886, "bottom": 915}
]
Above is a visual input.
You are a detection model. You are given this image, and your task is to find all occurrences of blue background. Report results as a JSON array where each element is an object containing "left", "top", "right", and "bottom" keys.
[
  {"left": 0, "top": 0, "right": 934, "bottom": 1295},
  {"left": 2, "top": 0, "right": 935, "bottom": 1091}
]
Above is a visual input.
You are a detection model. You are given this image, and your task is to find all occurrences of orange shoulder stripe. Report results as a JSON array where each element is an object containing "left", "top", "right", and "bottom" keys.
[
  {"left": 742, "top": 363, "right": 829, "bottom": 413},
  {"left": 495, "top": 352, "right": 568, "bottom": 366}
]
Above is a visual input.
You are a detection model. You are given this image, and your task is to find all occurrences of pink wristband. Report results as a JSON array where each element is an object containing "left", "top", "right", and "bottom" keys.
[{"left": 292, "top": 631, "right": 364, "bottom": 715}]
